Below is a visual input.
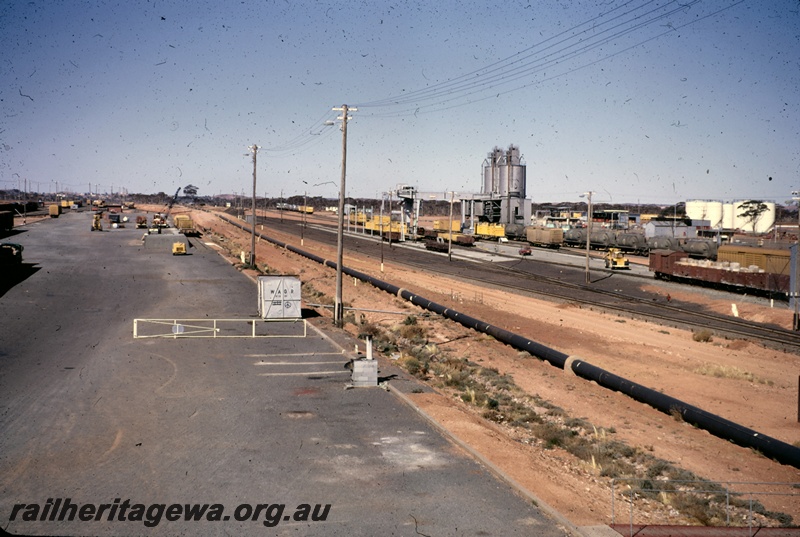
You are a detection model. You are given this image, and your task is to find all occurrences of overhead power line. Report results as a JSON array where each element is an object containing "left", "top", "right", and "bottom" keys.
[{"left": 266, "top": 0, "right": 745, "bottom": 148}]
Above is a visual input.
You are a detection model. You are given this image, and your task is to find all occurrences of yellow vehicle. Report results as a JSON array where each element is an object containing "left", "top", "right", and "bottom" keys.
[
  {"left": 173, "top": 214, "right": 196, "bottom": 235},
  {"left": 604, "top": 248, "right": 630, "bottom": 269},
  {"left": 172, "top": 242, "right": 187, "bottom": 255},
  {"left": 49, "top": 204, "right": 62, "bottom": 218},
  {"left": 91, "top": 214, "right": 103, "bottom": 231}
]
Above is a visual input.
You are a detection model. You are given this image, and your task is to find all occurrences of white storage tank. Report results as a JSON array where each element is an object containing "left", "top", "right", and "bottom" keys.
[
  {"left": 685, "top": 200, "right": 705, "bottom": 221},
  {"left": 686, "top": 200, "right": 725, "bottom": 229},
  {"left": 731, "top": 200, "right": 776, "bottom": 234},
  {"left": 722, "top": 203, "right": 735, "bottom": 229}
]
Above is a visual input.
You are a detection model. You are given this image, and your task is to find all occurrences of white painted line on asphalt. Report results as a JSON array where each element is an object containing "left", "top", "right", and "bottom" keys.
[
  {"left": 258, "top": 370, "right": 351, "bottom": 377},
  {"left": 254, "top": 360, "right": 346, "bottom": 366},
  {"left": 246, "top": 352, "right": 345, "bottom": 358}
]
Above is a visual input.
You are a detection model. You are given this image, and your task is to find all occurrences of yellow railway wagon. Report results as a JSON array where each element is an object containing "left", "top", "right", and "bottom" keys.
[
  {"left": 364, "top": 216, "right": 391, "bottom": 232},
  {"left": 475, "top": 222, "right": 506, "bottom": 239},
  {"left": 348, "top": 211, "right": 368, "bottom": 224},
  {"left": 526, "top": 227, "right": 564, "bottom": 248},
  {"left": 717, "top": 245, "right": 790, "bottom": 276},
  {"left": 433, "top": 220, "right": 459, "bottom": 232},
  {"left": 386, "top": 222, "right": 407, "bottom": 234}
]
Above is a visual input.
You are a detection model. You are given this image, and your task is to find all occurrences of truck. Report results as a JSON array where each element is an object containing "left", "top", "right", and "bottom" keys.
[
  {"left": 49, "top": 204, "right": 62, "bottom": 218},
  {"left": 173, "top": 214, "right": 197, "bottom": 236}
]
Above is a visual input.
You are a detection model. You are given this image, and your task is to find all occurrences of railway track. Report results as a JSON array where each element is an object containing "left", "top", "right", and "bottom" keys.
[
  {"left": 253, "top": 213, "right": 800, "bottom": 352},
  {"left": 404, "top": 254, "right": 800, "bottom": 351}
]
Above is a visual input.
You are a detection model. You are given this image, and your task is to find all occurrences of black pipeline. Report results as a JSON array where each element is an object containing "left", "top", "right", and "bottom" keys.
[{"left": 220, "top": 214, "right": 800, "bottom": 469}]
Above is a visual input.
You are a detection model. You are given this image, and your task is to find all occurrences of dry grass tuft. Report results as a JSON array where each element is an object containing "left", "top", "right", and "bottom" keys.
[
  {"left": 692, "top": 329, "right": 713, "bottom": 343},
  {"left": 693, "top": 363, "right": 771, "bottom": 385}
]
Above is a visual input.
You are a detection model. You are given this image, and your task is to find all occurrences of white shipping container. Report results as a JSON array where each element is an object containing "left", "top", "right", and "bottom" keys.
[{"left": 257, "top": 276, "right": 302, "bottom": 319}]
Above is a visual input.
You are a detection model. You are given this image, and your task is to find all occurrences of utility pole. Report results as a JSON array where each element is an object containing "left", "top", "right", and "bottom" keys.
[
  {"left": 332, "top": 104, "right": 356, "bottom": 328},
  {"left": 380, "top": 196, "right": 384, "bottom": 273},
  {"left": 581, "top": 191, "right": 593, "bottom": 285},
  {"left": 792, "top": 192, "right": 800, "bottom": 330},
  {"left": 448, "top": 191, "right": 455, "bottom": 262},
  {"left": 249, "top": 144, "right": 258, "bottom": 267},
  {"left": 302, "top": 190, "right": 307, "bottom": 246},
  {"left": 388, "top": 190, "right": 393, "bottom": 249}
]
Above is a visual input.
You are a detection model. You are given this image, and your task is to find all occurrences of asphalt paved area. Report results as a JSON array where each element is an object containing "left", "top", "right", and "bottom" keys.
[{"left": 0, "top": 210, "right": 570, "bottom": 536}]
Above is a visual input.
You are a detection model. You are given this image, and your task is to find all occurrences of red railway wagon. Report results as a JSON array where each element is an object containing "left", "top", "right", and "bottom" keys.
[{"left": 649, "top": 249, "right": 790, "bottom": 298}]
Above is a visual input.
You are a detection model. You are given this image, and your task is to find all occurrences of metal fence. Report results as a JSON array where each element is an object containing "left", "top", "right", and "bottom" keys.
[{"left": 133, "top": 318, "right": 308, "bottom": 339}]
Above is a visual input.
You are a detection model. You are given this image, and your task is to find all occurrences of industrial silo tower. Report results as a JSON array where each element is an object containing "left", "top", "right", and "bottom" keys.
[{"left": 480, "top": 145, "right": 531, "bottom": 225}]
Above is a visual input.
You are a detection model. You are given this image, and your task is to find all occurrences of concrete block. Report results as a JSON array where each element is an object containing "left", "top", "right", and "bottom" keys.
[{"left": 351, "top": 360, "right": 378, "bottom": 387}]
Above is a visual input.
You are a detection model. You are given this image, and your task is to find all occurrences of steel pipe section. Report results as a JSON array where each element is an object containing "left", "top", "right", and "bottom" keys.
[
  {"left": 569, "top": 360, "right": 799, "bottom": 468},
  {"left": 219, "top": 214, "right": 800, "bottom": 468}
]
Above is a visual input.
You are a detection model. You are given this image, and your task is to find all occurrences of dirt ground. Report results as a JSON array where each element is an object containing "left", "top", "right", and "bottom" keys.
[{"left": 177, "top": 207, "right": 800, "bottom": 528}]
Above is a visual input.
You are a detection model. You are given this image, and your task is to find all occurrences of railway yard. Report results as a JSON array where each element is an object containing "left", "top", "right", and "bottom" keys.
[
  {"left": 4, "top": 204, "right": 800, "bottom": 533},
  {"left": 178, "top": 206, "right": 800, "bottom": 529}
]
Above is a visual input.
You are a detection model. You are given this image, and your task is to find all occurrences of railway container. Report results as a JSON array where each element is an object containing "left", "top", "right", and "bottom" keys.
[
  {"left": 49, "top": 204, "right": 61, "bottom": 218},
  {"left": 475, "top": 222, "right": 505, "bottom": 239},
  {"left": 0, "top": 242, "right": 23, "bottom": 265},
  {"left": 526, "top": 227, "right": 563, "bottom": 248},
  {"left": 364, "top": 215, "right": 392, "bottom": 233},
  {"left": 369, "top": 221, "right": 407, "bottom": 241},
  {"left": 348, "top": 211, "right": 368, "bottom": 225},
  {"left": 649, "top": 249, "right": 789, "bottom": 297},
  {"left": 433, "top": 220, "right": 459, "bottom": 232},
  {"left": 173, "top": 214, "right": 197, "bottom": 236},
  {"left": 717, "top": 245, "right": 790, "bottom": 276},
  {"left": 0, "top": 211, "right": 13, "bottom": 231}
]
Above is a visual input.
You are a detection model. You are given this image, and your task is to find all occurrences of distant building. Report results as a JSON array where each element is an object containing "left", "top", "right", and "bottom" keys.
[{"left": 645, "top": 220, "right": 695, "bottom": 239}]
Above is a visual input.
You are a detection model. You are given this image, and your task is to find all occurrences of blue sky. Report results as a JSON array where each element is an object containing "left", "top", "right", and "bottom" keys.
[{"left": 2, "top": 0, "right": 798, "bottom": 205}]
